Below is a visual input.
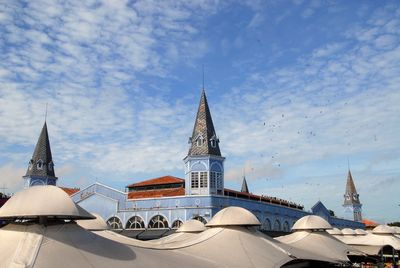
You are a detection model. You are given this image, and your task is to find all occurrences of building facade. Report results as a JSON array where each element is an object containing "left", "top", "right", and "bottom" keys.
[{"left": 70, "top": 90, "right": 364, "bottom": 235}]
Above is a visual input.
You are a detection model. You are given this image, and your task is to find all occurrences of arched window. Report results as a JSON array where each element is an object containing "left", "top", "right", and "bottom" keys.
[
  {"left": 196, "top": 135, "right": 204, "bottom": 147},
  {"left": 107, "top": 217, "right": 123, "bottom": 230},
  {"left": 28, "top": 159, "right": 34, "bottom": 170},
  {"left": 48, "top": 161, "right": 54, "bottom": 171},
  {"left": 263, "top": 218, "right": 271, "bottom": 231},
  {"left": 273, "top": 219, "right": 281, "bottom": 231},
  {"left": 172, "top": 220, "right": 183, "bottom": 229},
  {"left": 193, "top": 216, "right": 207, "bottom": 224},
  {"left": 37, "top": 159, "right": 43, "bottom": 170},
  {"left": 148, "top": 215, "right": 169, "bottom": 229},
  {"left": 283, "top": 221, "right": 290, "bottom": 232},
  {"left": 126, "top": 216, "right": 145, "bottom": 229}
]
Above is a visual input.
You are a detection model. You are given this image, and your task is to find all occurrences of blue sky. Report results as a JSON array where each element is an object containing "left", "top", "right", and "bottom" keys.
[{"left": 0, "top": 0, "right": 399, "bottom": 223}]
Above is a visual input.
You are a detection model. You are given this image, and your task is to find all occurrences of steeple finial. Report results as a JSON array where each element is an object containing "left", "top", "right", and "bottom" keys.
[
  {"left": 187, "top": 90, "right": 221, "bottom": 156},
  {"left": 202, "top": 64, "right": 205, "bottom": 91},
  {"left": 45, "top": 103, "right": 48, "bottom": 122}
]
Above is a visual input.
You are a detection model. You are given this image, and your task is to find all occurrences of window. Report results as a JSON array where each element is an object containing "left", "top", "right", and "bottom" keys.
[
  {"left": 216, "top": 172, "right": 223, "bottom": 189},
  {"left": 210, "top": 172, "right": 216, "bottom": 188},
  {"left": 48, "top": 161, "right": 54, "bottom": 171},
  {"left": 263, "top": 218, "right": 271, "bottom": 231},
  {"left": 193, "top": 216, "right": 207, "bottom": 224},
  {"left": 210, "top": 135, "right": 218, "bottom": 148},
  {"left": 148, "top": 215, "right": 169, "bottom": 229},
  {"left": 28, "top": 159, "right": 33, "bottom": 170},
  {"left": 196, "top": 135, "right": 204, "bottom": 146},
  {"left": 200, "top": 172, "right": 208, "bottom": 188},
  {"left": 191, "top": 172, "right": 199, "bottom": 189},
  {"left": 283, "top": 221, "right": 290, "bottom": 232},
  {"left": 274, "top": 219, "right": 281, "bottom": 231},
  {"left": 107, "top": 217, "right": 123, "bottom": 230},
  {"left": 126, "top": 216, "right": 145, "bottom": 229},
  {"left": 172, "top": 220, "right": 183, "bottom": 229},
  {"left": 37, "top": 159, "right": 43, "bottom": 170}
]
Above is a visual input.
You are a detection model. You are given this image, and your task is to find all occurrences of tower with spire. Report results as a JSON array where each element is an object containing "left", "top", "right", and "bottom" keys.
[
  {"left": 184, "top": 90, "right": 225, "bottom": 195},
  {"left": 23, "top": 122, "right": 58, "bottom": 187},
  {"left": 241, "top": 176, "right": 249, "bottom": 194},
  {"left": 343, "top": 170, "right": 362, "bottom": 222}
]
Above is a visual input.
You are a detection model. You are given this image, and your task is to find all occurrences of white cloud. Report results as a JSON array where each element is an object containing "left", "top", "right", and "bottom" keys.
[{"left": 0, "top": 165, "right": 25, "bottom": 194}]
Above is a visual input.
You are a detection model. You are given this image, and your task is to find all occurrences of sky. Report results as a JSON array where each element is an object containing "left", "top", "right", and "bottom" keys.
[{"left": 0, "top": 0, "right": 399, "bottom": 223}]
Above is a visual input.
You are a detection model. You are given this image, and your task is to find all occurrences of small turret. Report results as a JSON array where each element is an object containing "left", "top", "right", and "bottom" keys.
[
  {"left": 23, "top": 122, "right": 58, "bottom": 187},
  {"left": 241, "top": 176, "right": 249, "bottom": 193},
  {"left": 184, "top": 90, "right": 225, "bottom": 195},
  {"left": 343, "top": 170, "right": 362, "bottom": 222}
]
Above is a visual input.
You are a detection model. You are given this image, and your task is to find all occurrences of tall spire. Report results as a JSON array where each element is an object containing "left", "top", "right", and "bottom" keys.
[
  {"left": 188, "top": 90, "right": 221, "bottom": 156},
  {"left": 25, "top": 122, "right": 56, "bottom": 179},
  {"left": 241, "top": 176, "right": 249, "bottom": 193},
  {"left": 343, "top": 170, "right": 360, "bottom": 205}
]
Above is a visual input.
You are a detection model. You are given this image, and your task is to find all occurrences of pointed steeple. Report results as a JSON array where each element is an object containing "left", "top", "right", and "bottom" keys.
[
  {"left": 343, "top": 170, "right": 360, "bottom": 205},
  {"left": 25, "top": 122, "right": 57, "bottom": 179},
  {"left": 188, "top": 90, "right": 221, "bottom": 156},
  {"left": 241, "top": 176, "right": 249, "bottom": 193}
]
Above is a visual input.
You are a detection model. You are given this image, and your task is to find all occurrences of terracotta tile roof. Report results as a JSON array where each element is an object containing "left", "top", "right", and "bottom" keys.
[
  {"left": 127, "top": 175, "right": 184, "bottom": 188},
  {"left": 127, "top": 187, "right": 185, "bottom": 199},
  {"left": 60, "top": 187, "right": 80, "bottom": 196},
  {"left": 224, "top": 188, "right": 304, "bottom": 210},
  {"left": 362, "top": 219, "right": 379, "bottom": 227}
]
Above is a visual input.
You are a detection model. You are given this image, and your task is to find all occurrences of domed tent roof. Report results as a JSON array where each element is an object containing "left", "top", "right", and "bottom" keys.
[
  {"left": 276, "top": 228, "right": 362, "bottom": 263},
  {"left": 76, "top": 213, "right": 109, "bottom": 230},
  {"left": 327, "top": 228, "right": 342, "bottom": 235},
  {"left": 176, "top": 219, "right": 206, "bottom": 233},
  {"left": 372, "top": 225, "right": 395, "bottom": 234},
  {"left": 292, "top": 215, "right": 332, "bottom": 231},
  {"left": 355, "top": 229, "right": 368, "bottom": 235},
  {"left": 0, "top": 185, "right": 94, "bottom": 220},
  {"left": 205, "top": 206, "right": 260, "bottom": 227},
  {"left": 341, "top": 228, "right": 356, "bottom": 235}
]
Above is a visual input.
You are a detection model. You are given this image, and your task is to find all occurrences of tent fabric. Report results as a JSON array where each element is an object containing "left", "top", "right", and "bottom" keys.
[
  {"left": 205, "top": 206, "right": 261, "bottom": 227},
  {"left": 341, "top": 228, "right": 356, "bottom": 235},
  {"left": 372, "top": 225, "right": 396, "bottom": 234},
  {"left": 176, "top": 219, "right": 206, "bottom": 233},
  {"left": 350, "top": 245, "right": 385, "bottom": 256},
  {"left": 76, "top": 213, "right": 109, "bottom": 231},
  {"left": 276, "top": 230, "right": 363, "bottom": 263},
  {"left": 327, "top": 228, "right": 342, "bottom": 235},
  {"left": 0, "top": 223, "right": 220, "bottom": 268},
  {"left": 339, "top": 233, "right": 400, "bottom": 250},
  {"left": 0, "top": 186, "right": 94, "bottom": 220},
  {"left": 291, "top": 215, "right": 332, "bottom": 231},
  {"left": 96, "top": 225, "right": 338, "bottom": 267}
]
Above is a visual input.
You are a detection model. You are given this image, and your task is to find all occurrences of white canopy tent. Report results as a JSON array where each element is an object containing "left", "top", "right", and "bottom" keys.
[
  {"left": 275, "top": 215, "right": 363, "bottom": 264},
  {"left": 0, "top": 187, "right": 341, "bottom": 268}
]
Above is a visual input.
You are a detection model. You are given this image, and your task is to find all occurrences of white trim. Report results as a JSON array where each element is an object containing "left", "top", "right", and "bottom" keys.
[{"left": 71, "top": 182, "right": 127, "bottom": 198}]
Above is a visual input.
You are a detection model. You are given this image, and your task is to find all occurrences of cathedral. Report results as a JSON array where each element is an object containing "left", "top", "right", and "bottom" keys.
[{"left": 21, "top": 90, "right": 364, "bottom": 236}]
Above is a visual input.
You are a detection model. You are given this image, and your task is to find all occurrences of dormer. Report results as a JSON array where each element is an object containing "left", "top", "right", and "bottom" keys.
[{"left": 37, "top": 159, "right": 44, "bottom": 170}]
